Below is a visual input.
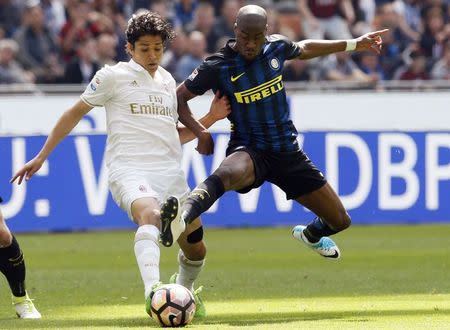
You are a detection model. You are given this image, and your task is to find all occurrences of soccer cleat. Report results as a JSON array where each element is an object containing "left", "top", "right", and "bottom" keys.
[
  {"left": 170, "top": 273, "right": 206, "bottom": 318},
  {"left": 160, "top": 196, "right": 186, "bottom": 247},
  {"left": 292, "top": 225, "right": 341, "bottom": 259},
  {"left": 12, "top": 292, "right": 41, "bottom": 319},
  {"left": 145, "top": 281, "right": 163, "bottom": 316}
]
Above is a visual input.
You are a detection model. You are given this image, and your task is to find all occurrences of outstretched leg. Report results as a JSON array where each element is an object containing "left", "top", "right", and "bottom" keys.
[
  {"left": 160, "top": 151, "right": 255, "bottom": 247},
  {"left": 0, "top": 208, "right": 41, "bottom": 319}
]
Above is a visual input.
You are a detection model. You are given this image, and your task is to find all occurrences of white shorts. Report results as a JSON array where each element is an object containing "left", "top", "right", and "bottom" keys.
[{"left": 109, "top": 168, "right": 190, "bottom": 220}]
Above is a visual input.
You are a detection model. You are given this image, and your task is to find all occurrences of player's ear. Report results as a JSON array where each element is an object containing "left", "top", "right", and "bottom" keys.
[{"left": 126, "top": 42, "right": 134, "bottom": 57}]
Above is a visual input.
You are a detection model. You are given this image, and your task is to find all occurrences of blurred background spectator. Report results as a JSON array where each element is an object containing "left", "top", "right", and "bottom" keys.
[
  {"left": 0, "top": 0, "right": 449, "bottom": 85},
  {"left": 175, "top": 30, "right": 207, "bottom": 81},
  {"left": 13, "top": 0, "right": 63, "bottom": 83},
  {"left": 63, "top": 37, "right": 99, "bottom": 83},
  {"left": 0, "top": 39, "right": 35, "bottom": 83}
]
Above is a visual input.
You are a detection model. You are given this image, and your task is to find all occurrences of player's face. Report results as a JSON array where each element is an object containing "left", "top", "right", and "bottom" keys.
[
  {"left": 128, "top": 35, "right": 164, "bottom": 76},
  {"left": 234, "top": 26, "right": 266, "bottom": 61}
]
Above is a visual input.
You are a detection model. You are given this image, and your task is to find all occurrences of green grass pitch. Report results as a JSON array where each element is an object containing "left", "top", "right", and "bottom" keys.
[{"left": 0, "top": 224, "right": 449, "bottom": 329}]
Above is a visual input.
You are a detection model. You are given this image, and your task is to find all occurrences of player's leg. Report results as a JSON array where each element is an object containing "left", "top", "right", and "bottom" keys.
[
  {"left": 0, "top": 208, "right": 41, "bottom": 319},
  {"left": 160, "top": 149, "right": 256, "bottom": 247},
  {"left": 173, "top": 217, "right": 206, "bottom": 317},
  {"left": 130, "top": 197, "right": 164, "bottom": 313},
  {"left": 182, "top": 151, "right": 255, "bottom": 223}
]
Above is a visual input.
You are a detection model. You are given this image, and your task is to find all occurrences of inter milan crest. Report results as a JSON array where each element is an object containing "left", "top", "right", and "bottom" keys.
[{"left": 270, "top": 58, "right": 279, "bottom": 70}]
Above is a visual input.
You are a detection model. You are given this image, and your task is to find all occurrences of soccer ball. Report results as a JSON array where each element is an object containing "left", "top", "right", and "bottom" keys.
[{"left": 150, "top": 284, "right": 196, "bottom": 327}]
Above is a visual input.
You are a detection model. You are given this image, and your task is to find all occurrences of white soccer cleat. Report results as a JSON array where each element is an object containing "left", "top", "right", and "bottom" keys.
[
  {"left": 292, "top": 225, "right": 341, "bottom": 259},
  {"left": 13, "top": 292, "right": 42, "bottom": 319},
  {"left": 160, "top": 196, "right": 186, "bottom": 247}
]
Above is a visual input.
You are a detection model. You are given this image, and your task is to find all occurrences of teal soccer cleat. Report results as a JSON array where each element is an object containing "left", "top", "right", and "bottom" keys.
[{"left": 292, "top": 225, "right": 341, "bottom": 259}]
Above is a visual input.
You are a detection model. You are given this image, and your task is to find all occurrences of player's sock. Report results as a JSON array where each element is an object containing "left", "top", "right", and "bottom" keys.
[
  {"left": 134, "top": 225, "right": 161, "bottom": 299},
  {"left": 182, "top": 175, "right": 225, "bottom": 224},
  {"left": 176, "top": 250, "right": 204, "bottom": 292},
  {"left": 303, "top": 217, "right": 338, "bottom": 243},
  {"left": 0, "top": 236, "right": 26, "bottom": 297}
]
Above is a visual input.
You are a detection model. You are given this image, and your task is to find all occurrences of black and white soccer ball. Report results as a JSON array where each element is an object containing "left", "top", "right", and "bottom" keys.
[{"left": 150, "top": 284, "right": 196, "bottom": 327}]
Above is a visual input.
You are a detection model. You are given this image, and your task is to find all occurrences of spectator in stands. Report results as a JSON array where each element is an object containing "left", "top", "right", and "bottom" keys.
[
  {"left": 151, "top": 0, "right": 178, "bottom": 28},
  {"left": 431, "top": 41, "right": 450, "bottom": 79},
  {"left": 320, "top": 51, "right": 378, "bottom": 84},
  {"left": 0, "top": 0, "right": 22, "bottom": 38},
  {"left": 283, "top": 59, "right": 311, "bottom": 81},
  {"left": 59, "top": 0, "right": 100, "bottom": 63},
  {"left": 174, "top": 0, "right": 198, "bottom": 28},
  {"left": 0, "top": 39, "right": 35, "bottom": 84},
  {"left": 378, "top": 27, "right": 404, "bottom": 79},
  {"left": 96, "top": 33, "right": 117, "bottom": 66},
  {"left": 13, "top": 0, "right": 63, "bottom": 83},
  {"left": 420, "top": 5, "right": 449, "bottom": 61},
  {"left": 298, "top": 0, "right": 354, "bottom": 39},
  {"left": 397, "top": 49, "right": 430, "bottom": 80},
  {"left": 212, "top": 0, "right": 241, "bottom": 40},
  {"left": 351, "top": 0, "right": 375, "bottom": 36},
  {"left": 161, "top": 28, "right": 187, "bottom": 74},
  {"left": 40, "top": 0, "right": 66, "bottom": 39},
  {"left": 358, "top": 51, "right": 386, "bottom": 80},
  {"left": 175, "top": 30, "right": 207, "bottom": 81},
  {"left": 186, "top": 1, "right": 221, "bottom": 53},
  {"left": 63, "top": 38, "right": 100, "bottom": 83},
  {"left": 373, "top": 2, "right": 415, "bottom": 49}
]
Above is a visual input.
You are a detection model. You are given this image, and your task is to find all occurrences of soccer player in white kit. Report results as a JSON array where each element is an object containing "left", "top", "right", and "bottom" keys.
[{"left": 11, "top": 11, "right": 230, "bottom": 319}]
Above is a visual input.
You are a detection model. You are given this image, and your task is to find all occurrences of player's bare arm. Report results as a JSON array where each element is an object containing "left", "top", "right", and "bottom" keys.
[
  {"left": 177, "top": 83, "right": 215, "bottom": 154},
  {"left": 178, "top": 91, "right": 230, "bottom": 145},
  {"left": 297, "top": 29, "right": 389, "bottom": 60},
  {"left": 10, "top": 100, "right": 93, "bottom": 184}
]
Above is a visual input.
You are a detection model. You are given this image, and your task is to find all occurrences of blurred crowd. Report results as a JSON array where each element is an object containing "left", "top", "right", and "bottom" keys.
[{"left": 0, "top": 0, "right": 449, "bottom": 85}]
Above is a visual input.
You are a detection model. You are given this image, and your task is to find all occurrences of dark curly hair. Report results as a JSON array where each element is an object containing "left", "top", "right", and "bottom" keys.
[{"left": 126, "top": 10, "right": 175, "bottom": 46}]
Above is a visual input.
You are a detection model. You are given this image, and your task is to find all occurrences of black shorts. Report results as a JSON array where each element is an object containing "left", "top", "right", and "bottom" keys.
[
  {"left": 0, "top": 196, "right": 2, "bottom": 203},
  {"left": 226, "top": 145, "right": 327, "bottom": 200}
]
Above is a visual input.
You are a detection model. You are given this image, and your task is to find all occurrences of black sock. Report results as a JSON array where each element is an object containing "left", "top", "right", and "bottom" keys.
[
  {"left": 0, "top": 236, "right": 26, "bottom": 297},
  {"left": 303, "top": 217, "right": 338, "bottom": 243},
  {"left": 182, "top": 175, "right": 225, "bottom": 224}
]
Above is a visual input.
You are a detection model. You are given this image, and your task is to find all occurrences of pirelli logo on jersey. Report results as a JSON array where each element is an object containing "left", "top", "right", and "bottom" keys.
[{"left": 234, "top": 75, "right": 283, "bottom": 104}]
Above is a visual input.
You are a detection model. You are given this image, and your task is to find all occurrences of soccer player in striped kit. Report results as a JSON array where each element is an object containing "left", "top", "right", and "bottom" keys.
[
  {"left": 0, "top": 198, "right": 41, "bottom": 318},
  {"left": 160, "top": 5, "right": 387, "bottom": 260}
]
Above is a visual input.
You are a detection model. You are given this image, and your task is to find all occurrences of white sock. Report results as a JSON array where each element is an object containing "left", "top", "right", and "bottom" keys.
[
  {"left": 176, "top": 249, "right": 205, "bottom": 292},
  {"left": 134, "top": 224, "right": 160, "bottom": 298}
]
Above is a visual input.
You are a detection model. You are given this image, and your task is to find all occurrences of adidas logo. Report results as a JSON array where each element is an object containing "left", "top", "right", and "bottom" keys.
[{"left": 129, "top": 80, "right": 139, "bottom": 87}]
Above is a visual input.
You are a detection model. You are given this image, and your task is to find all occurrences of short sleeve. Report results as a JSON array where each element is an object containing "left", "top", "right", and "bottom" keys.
[
  {"left": 80, "top": 66, "right": 115, "bottom": 107},
  {"left": 269, "top": 34, "right": 302, "bottom": 60},
  {"left": 183, "top": 61, "right": 217, "bottom": 95}
]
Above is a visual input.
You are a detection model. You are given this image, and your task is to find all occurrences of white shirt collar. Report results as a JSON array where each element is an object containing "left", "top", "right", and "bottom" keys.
[{"left": 128, "top": 58, "right": 146, "bottom": 72}]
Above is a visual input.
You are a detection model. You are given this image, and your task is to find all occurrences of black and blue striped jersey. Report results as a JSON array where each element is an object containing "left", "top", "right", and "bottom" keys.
[{"left": 184, "top": 34, "right": 302, "bottom": 152}]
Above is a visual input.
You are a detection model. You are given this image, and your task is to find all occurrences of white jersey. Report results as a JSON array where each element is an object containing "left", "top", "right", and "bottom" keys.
[
  {"left": 81, "top": 59, "right": 182, "bottom": 179},
  {"left": 81, "top": 60, "right": 189, "bottom": 215}
]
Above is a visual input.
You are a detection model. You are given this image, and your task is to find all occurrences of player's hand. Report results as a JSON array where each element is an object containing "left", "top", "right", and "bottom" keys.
[
  {"left": 10, "top": 156, "right": 45, "bottom": 185},
  {"left": 355, "top": 29, "right": 389, "bottom": 54},
  {"left": 196, "top": 130, "right": 214, "bottom": 155},
  {"left": 210, "top": 91, "right": 231, "bottom": 121}
]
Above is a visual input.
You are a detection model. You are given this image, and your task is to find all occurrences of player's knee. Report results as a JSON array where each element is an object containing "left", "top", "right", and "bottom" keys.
[
  {"left": 135, "top": 207, "right": 159, "bottom": 226},
  {"left": 0, "top": 228, "right": 12, "bottom": 246},
  {"left": 187, "top": 226, "right": 203, "bottom": 244}
]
